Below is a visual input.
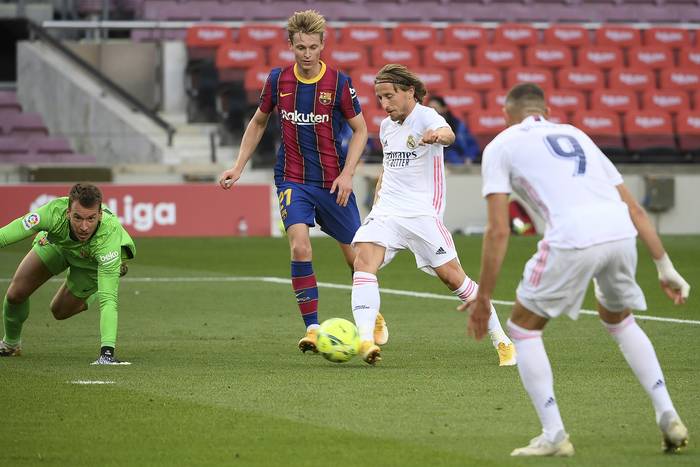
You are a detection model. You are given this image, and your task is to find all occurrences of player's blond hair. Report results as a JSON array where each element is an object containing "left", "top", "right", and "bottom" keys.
[
  {"left": 287, "top": 10, "right": 326, "bottom": 43},
  {"left": 505, "top": 83, "right": 547, "bottom": 115},
  {"left": 374, "top": 64, "right": 427, "bottom": 102}
]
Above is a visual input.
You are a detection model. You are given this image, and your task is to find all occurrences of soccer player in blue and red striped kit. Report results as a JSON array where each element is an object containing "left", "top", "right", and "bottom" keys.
[{"left": 219, "top": 10, "right": 387, "bottom": 353}]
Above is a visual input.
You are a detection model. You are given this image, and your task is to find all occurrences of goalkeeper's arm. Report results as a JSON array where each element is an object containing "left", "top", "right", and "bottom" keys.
[{"left": 616, "top": 184, "right": 690, "bottom": 304}]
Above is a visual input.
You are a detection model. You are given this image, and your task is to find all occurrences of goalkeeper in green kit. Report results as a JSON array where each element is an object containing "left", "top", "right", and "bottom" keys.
[{"left": 0, "top": 183, "right": 135, "bottom": 365}]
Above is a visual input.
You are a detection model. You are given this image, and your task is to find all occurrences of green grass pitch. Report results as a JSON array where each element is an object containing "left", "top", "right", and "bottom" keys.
[{"left": 1, "top": 235, "right": 698, "bottom": 466}]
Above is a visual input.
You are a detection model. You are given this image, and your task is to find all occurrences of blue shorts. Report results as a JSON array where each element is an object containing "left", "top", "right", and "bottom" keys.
[{"left": 276, "top": 181, "right": 361, "bottom": 244}]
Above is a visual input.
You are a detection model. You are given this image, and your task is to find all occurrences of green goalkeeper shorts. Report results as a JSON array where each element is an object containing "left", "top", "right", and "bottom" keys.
[{"left": 32, "top": 232, "right": 97, "bottom": 300}]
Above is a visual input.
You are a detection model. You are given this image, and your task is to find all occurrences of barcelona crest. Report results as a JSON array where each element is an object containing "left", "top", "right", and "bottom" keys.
[{"left": 319, "top": 91, "right": 333, "bottom": 105}]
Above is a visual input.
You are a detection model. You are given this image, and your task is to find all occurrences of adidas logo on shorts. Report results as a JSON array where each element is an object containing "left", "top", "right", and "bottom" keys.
[{"left": 435, "top": 247, "right": 447, "bottom": 255}]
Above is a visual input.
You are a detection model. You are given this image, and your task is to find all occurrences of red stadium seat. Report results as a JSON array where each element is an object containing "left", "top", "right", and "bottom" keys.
[
  {"left": 660, "top": 68, "right": 700, "bottom": 90},
  {"left": 437, "top": 90, "right": 482, "bottom": 116},
  {"left": 506, "top": 67, "right": 554, "bottom": 89},
  {"left": 243, "top": 66, "right": 270, "bottom": 101},
  {"left": 547, "top": 90, "right": 586, "bottom": 114},
  {"left": 543, "top": 24, "right": 590, "bottom": 48},
  {"left": 371, "top": 45, "right": 419, "bottom": 68},
  {"left": 338, "top": 24, "right": 386, "bottom": 48},
  {"left": 269, "top": 44, "right": 295, "bottom": 68},
  {"left": 364, "top": 109, "right": 386, "bottom": 137},
  {"left": 0, "top": 112, "right": 49, "bottom": 136},
  {"left": 557, "top": 67, "right": 604, "bottom": 92},
  {"left": 324, "top": 46, "right": 369, "bottom": 72},
  {"left": 675, "top": 111, "right": 700, "bottom": 153},
  {"left": 455, "top": 67, "right": 503, "bottom": 91},
  {"left": 596, "top": 25, "right": 642, "bottom": 48},
  {"left": 679, "top": 49, "right": 700, "bottom": 68},
  {"left": 572, "top": 110, "right": 624, "bottom": 152},
  {"left": 493, "top": 23, "right": 538, "bottom": 47},
  {"left": 525, "top": 45, "right": 573, "bottom": 69},
  {"left": 350, "top": 67, "right": 379, "bottom": 90},
  {"left": 609, "top": 68, "right": 656, "bottom": 91},
  {"left": 216, "top": 44, "right": 265, "bottom": 82},
  {"left": 644, "top": 27, "right": 691, "bottom": 50},
  {"left": 353, "top": 82, "right": 378, "bottom": 109},
  {"left": 443, "top": 24, "right": 487, "bottom": 47},
  {"left": 185, "top": 25, "right": 233, "bottom": 60},
  {"left": 475, "top": 45, "right": 521, "bottom": 69},
  {"left": 547, "top": 111, "right": 569, "bottom": 124},
  {"left": 238, "top": 24, "right": 285, "bottom": 47},
  {"left": 578, "top": 46, "right": 623, "bottom": 70},
  {"left": 413, "top": 68, "right": 452, "bottom": 94},
  {"left": 392, "top": 24, "right": 437, "bottom": 47},
  {"left": 643, "top": 90, "right": 690, "bottom": 114},
  {"left": 468, "top": 111, "right": 507, "bottom": 149},
  {"left": 624, "top": 110, "right": 676, "bottom": 153},
  {"left": 485, "top": 90, "right": 508, "bottom": 110},
  {"left": 322, "top": 26, "right": 337, "bottom": 49},
  {"left": 423, "top": 45, "right": 470, "bottom": 69},
  {"left": 628, "top": 46, "right": 674, "bottom": 70},
  {"left": 591, "top": 88, "right": 639, "bottom": 114}
]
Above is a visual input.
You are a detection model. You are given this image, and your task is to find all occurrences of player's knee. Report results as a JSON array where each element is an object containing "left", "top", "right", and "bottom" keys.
[
  {"left": 5, "top": 283, "right": 30, "bottom": 304},
  {"left": 290, "top": 243, "right": 312, "bottom": 260}
]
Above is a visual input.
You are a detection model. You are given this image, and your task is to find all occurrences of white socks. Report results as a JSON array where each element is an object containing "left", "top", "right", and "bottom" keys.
[
  {"left": 603, "top": 314, "right": 676, "bottom": 423},
  {"left": 351, "top": 272, "right": 380, "bottom": 342},
  {"left": 508, "top": 319, "right": 566, "bottom": 442},
  {"left": 453, "top": 277, "right": 511, "bottom": 346}
]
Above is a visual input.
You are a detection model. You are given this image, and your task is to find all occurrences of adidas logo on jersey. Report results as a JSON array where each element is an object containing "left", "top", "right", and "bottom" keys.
[{"left": 435, "top": 247, "right": 447, "bottom": 255}]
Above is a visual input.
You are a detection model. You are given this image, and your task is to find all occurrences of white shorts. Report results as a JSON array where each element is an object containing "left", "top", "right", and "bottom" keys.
[
  {"left": 516, "top": 237, "right": 647, "bottom": 320},
  {"left": 352, "top": 215, "right": 457, "bottom": 275}
]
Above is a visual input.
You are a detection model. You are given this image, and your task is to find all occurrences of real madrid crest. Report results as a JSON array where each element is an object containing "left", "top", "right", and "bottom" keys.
[
  {"left": 406, "top": 134, "right": 417, "bottom": 149},
  {"left": 319, "top": 91, "right": 333, "bottom": 105}
]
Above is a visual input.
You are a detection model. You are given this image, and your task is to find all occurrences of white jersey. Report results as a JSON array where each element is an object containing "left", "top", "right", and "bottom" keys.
[
  {"left": 482, "top": 115, "right": 637, "bottom": 249},
  {"left": 370, "top": 103, "right": 450, "bottom": 218}
]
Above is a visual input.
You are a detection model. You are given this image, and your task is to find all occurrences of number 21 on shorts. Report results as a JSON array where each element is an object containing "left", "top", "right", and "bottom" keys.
[{"left": 278, "top": 188, "right": 292, "bottom": 220}]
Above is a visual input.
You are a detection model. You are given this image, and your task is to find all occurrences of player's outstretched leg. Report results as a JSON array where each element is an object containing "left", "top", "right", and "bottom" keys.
[
  {"left": 602, "top": 313, "right": 688, "bottom": 453},
  {"left": 374, "top": 312, "right": 388, "bottom": 345},
  {"left": 507, "top": 319, "right": 573, "bottom": 457},
  {"left": 1, "top": 296, "right": 28, "bottom": 357},
  {"left": 352, "top": 271, "right": 382, "bottom": 364},
  {"left": 291, "top": 261, "right": 319, "bottom": 353}
]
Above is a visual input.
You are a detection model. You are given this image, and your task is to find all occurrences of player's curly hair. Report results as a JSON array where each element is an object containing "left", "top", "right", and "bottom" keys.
[
  {"left": 374, "top": 64, "right": 427, "bottom": 102},
  {"left": 69, "top": 183, "right": 103, "bottom": 209},
  {"left": 287, "top": 10, "right": 326, "bottom": 44}
]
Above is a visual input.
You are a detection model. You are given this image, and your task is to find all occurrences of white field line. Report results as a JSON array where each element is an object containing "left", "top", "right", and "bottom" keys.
[
  {"left": 2, "top": 275, "right": 698, "bottom": 325},
  {"left": 70, "top": 380, "right": 115, "bottom": 385}
]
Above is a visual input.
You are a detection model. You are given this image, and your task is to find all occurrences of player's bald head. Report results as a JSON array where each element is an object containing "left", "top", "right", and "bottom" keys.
[{"left": 504, "top": 83, "right": 549, "bottom": 125}]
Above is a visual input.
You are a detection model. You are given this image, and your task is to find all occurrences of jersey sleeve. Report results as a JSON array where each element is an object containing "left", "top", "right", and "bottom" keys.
[
  {"left": 339, "top": 76, "right": 361, "bottom": 119},
  {"left": 92, "top": 224, "right": 124, "bottom": 348},
  {"left": 481, "top": 139, "right": 512, "bottom": 197},
  {"left": 258, "top": 69, "right": 279, "bottom": 114},
  {"left": 423, "top": 107, "right": 449, "bottom": 132},
  {"left": 0, "top": 200, "right": 60, "bottom": 247}
]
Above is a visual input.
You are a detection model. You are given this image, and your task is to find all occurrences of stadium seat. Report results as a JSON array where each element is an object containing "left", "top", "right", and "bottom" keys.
[
  {"left": 547, "top": 110, "right": 569, "bottom": 124},
  {"left": 572, "top": 110, "right": 626, "bottom": 156},
  {"left": 506, "top": 67, "right": 554, "bottom": 89},
  {"left": 525, "top": 45, "right": 573, "bottom": 69},
  {"left": 371, "top": 45, "right": 420, "bottom": 68},
  {"left": 628, "top": 46, "right": 674, "bottom": 70},
  {"left": 185, "top": 25, "right": 233, "bottom": 61},
  {"left": 238, "top": 24, "right": 285, "bottom": 47},
  {"left": 609, "top": 68, "right": 655, "bottom": 91},
  {"left": 0, "top": 136, "right": 30, "bottom": 156},
  {"left": 0, "top": 112, "right": 49, "bottom": 136},
  {"left": 643, "top": 89, "right": 690, "bottom": 114},
  {"left": 675, "top": 111, "right": 700, "bottom": 155},
  {"left": 338, "top": 24, "right": 387, "bottom": 48},
  {"left": 269, "top": 44, "right": 295, "bottom": 68},
  {"left": 413, "top": 68, "right": 452, "bottom": 94},
  {"left": 679, "top": 48, "right": 700, "bottom": 68},
  {"left": 660, "top": 68, "right": 700, "bottom": 90},
  {"left": 468, "top": 111, "right": 506, "bottom": 150},
  {"left": 423, "top": 45, "right": 471, "bottom": 69},
  {"left": 591, "top": 88, "right": 639, "bottom": 114},
  {"left": 493, "top": 23, "right": 538, "bottom": 47},
  {"left": 624, "top": 110, "right": 677, "bottom": 156},
  {"left": 547, "top": 89, "right": 586, "bottom": 115},
  {"left": 0, "top": 91, "right": 22, "bottom": 114},
  {"left": 485, "top": 90, "right": 508, "bottom": 110},
  {"left": 215, "top": 44, "right": 265, "bottom": 82},
  {"left": 443, "top": 24, "right": 487, "bottom": 47},
  {"left": 392, "top": 24, "right": 437, "bottom": 47},
  {"left": 437, "top": 90, "right": 483, "bottom": 116},
  {"left": 557, "top": 67, "right": 604, "bottom": 92},
  {"left": 543, "top": 24, "right": 590, "bottom": 48},
  {"left": 243, "top": 66, "right": 270, "bottom": 102},
  {"left": 577, "top": 46, "right": 624, "bottom": 70},
  {"left": 324, "top": 46, "right": 369, "bottom": 72},
  {"left": 596, "top": 25, "right": 642, "bottom": 48},
  {"left": 475, "top": 44, "right": 522, "bottom": 68},
  {"left": 364, "top": 109, "right": 386, "bottom": 137},
  {"left": 33, "top": 137, "right": 74, "bottom": 155},
  {"left": 644, "top": 27, "right": 691, "bottom": 50},
  {"left": 350, "top": 67, "right": 380, "bottom": 90},
  {"left": 455, "top": 67, "right": 503, "bottom": 91}
]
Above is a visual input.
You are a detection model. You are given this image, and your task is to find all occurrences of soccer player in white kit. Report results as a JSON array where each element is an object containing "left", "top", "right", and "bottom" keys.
[
  {"left": 467, "top": 83, "right": 691, "bottom": 456},
  {"left": 351, "top": 64, "right": 515, "bottom": 365}
]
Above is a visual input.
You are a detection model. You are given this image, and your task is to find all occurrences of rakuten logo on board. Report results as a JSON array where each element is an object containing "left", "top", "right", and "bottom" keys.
[{"left": 106, "top": 195, "right": 176, "bottom": 232}]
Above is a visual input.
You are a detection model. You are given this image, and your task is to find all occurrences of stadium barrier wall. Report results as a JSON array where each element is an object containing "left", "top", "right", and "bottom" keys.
[{"left": 0, "top": 184, "right": 271, "bottom": 237}]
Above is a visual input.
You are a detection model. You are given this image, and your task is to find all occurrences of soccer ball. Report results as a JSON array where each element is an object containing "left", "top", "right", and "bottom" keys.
[{"left": 316, "top": 318, "right": 361, "bottom": 363}]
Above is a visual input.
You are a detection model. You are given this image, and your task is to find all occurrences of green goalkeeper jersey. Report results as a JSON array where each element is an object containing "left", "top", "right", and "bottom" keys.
[{"left": 0, "top": 197, "right": 135, "bottom": 346}]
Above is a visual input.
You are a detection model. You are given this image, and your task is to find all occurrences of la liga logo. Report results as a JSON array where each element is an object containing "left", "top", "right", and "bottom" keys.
[{"left": 22, "top": 213, "right": 40, "bottom": 230}]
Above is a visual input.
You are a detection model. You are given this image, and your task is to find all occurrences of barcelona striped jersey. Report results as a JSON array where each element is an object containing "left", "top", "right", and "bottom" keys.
[{"left": 259, "top": 61, "right": 362, "bottom": 189}]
